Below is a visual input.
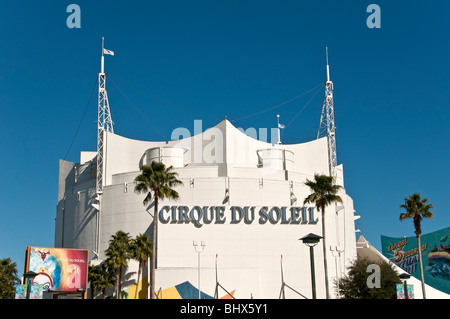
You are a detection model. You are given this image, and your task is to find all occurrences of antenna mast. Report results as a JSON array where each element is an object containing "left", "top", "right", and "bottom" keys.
[
  {"left": 317, "top": 47, "right": 337, "bottom": 178},
  {"left": 277, "top": 114, "right": 281, "bottom": 145},
  {"left": 96, "top": 37, "right": 114, "bottom": 194}
]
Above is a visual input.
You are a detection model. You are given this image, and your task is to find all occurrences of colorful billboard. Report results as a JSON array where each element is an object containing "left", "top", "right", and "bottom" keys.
[
  {"left": 381, "top": 227, "right": 450, "bottom": 295},
  {"left": 396, "top": 284, "right": 414, "bottom": 299},
  {"left": 24, "top": 247, "right": 89, "bottom": 293},
  {"left": 15, "top": 284, "right": 43, "bottom": 299}
]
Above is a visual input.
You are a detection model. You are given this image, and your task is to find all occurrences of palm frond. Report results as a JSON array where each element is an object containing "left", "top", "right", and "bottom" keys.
[
  {"left": 143, "top": 192, "right": 153, "bottom": 206},
  {"left": 399, "top": 192, "right": 434, "bottom": 234},
  {"left": 303, "top": 193, "right": 319, "bottom": 205},
  {"left": 134, "top": 161, "right": 183, "bottom": 206},
  {"left": 303, "top": 174, "right": 342, "bottom": 211}
]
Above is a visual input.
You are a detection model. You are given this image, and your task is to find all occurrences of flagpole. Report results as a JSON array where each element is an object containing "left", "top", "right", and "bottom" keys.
[
  {"left": 101, "top": 37, "right": 105, "bottom": 74},
  {"left": 277, "top": 114, "right": 281, "bottom": 144}
]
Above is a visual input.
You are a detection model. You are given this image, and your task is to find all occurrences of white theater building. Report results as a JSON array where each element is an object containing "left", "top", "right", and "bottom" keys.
[
  {"left": 56, "top": 118, "right": 358, "bottom": 299},
  {"left": 55, "top": 46, "right": 358, "bottom": 299}
]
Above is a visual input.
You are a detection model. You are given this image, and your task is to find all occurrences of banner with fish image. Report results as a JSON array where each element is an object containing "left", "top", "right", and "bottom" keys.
[{"left": 381, "top": 227, "right": 450, "bottom": 294}]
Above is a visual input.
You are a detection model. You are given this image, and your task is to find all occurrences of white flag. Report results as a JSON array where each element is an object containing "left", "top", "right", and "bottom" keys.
[
  {"left": 278, "top": 123, "right": 285, "bottom": 129},
  {"left": 103, "top": 48, "right": 114, "bottom": 56}
]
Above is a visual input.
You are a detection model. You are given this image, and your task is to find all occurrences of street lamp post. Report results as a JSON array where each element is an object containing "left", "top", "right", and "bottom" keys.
[
  {"left": 23, "top": 271, "right": 37, "bottom": 299},
  {"left": 399, "top": 273, "right": 411, "bottom": 299},
  {"left": 300, "top": 233, "right": 322, "bottom": 299},
  {"left": 193, "top": 241, "right": 206, "bottom": 299}
]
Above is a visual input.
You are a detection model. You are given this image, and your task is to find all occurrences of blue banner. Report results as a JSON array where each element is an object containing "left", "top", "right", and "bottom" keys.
[{"left": 381, "top": 227, "right": 450, "bottom": 295}]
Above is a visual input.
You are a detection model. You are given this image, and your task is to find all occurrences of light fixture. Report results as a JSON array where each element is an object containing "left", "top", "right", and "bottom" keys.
[
  {"left": 398, "top": 273, "right": 411, "bottom": 300},
  {"left": 290, "top": 192, "right": 297, "bottom": 205},
  {"left": 23, "top": 271, "right": 37, "bottom": 299},
  {"left": 299, "top": 233, "right": 322, "bottom": 299},
  {"left": 300, "top": 233, "right": 322, "bottom": 247},
  {"left": 193, "top": 241, "right": 206, "bottom": 299}
]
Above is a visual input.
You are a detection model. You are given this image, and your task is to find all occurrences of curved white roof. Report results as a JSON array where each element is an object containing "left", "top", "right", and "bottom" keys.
[{"left": 102, "top": 119, "right": 340, "bottom": 187}]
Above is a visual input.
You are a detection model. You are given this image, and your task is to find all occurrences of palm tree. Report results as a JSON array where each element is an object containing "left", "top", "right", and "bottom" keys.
[
  {"left": 303, "top": 173, "right": 342, "bottom": 299},
  {"left": 105, "top": 230, "right": 132, "bottom": 299},
  {"left": 134, "top": 161, "right": 183, "bottom": 299},
  {"left": 88, "top": 264, "right": 102, "bottom": 299},
  {"left": 131, "top": 233, "right": 153, "bottom": 299},
  {"left": 400, "top": 192, "right": 434, "bottom": 299},
  {"left": 88, "top": 262, "right": 115, "bottom": 299}
]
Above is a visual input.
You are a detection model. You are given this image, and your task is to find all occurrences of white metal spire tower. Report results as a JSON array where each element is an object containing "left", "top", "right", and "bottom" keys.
[
  {"left": 317, "top": 47, "right": 337, "bottom": 179},
  {"left": 96, "top": 37, "right": 114, "bottom": 194}
]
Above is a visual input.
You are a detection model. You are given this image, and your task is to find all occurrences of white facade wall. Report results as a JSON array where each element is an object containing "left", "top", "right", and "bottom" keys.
[{"left": 56, "top": 119, "right": 357, "bottom": 299}]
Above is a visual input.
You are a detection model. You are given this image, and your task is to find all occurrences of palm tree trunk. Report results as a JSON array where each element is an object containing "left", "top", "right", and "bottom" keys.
[
  {"left": 321, "top": 204, "right": 330, "bottom": 299},
  {"left": 414, "top": 214, "right": 427, "bottom": 299},
  {"left": 416, "top": 235, "right": 427, "bottom": 299},
  {"left": 115, "top": 268, "right": 120, "bottom": 299},
  {"left": 135, "top": 260, "right": 142, "bottom": 299},
  {"left": 118, "top": 265, "right": 123, "bottom": 299},
  {"left": 151, "top": 193, "right": 159, "bottom": 299}
]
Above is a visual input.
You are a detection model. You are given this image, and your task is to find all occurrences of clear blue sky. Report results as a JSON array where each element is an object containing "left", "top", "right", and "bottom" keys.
[{"left": 1, "top": 1, "right": 449, "bottom": 276}]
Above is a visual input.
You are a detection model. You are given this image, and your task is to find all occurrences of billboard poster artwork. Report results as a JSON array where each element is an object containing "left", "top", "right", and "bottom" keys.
[
  {"left": 396, "top": 284, "right": 414, "bottom": 299},
  {"left": 15, "top": 284, "right": 43, "bottom": 299},
  {"left": 25, "top": 247, "right": 89, "bottom": 293},
  {"left": 381, "top": 227, "right": 450, "bottom": 295}
]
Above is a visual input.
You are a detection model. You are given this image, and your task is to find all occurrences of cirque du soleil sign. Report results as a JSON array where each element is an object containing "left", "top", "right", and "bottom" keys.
[{"left": 159, "top": 205, "right": 319, "bottom": 228}]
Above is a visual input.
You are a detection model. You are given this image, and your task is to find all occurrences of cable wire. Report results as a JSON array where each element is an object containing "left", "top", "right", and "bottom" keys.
[
  {"left": 108, "top": 75, "right": 168, "bottom": 141},
  {"left": 285, "top": 83, "right": 324, "bottom": 129},
  {"left": 60, "top": 75, "right": 97, "bottom": 166},
  {"left": 109, "top": 75, "right": 221, "bottom": 123},
  {"left": 231, "top": 82, "right": 324, "bottom": 123}
]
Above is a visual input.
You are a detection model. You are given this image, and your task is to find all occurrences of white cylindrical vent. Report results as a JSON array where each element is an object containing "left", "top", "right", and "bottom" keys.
[
  {"left": 257, "top": 148, "right": 294, "bottom": 171},
  {"left": 140, "top": 146, "right": 186, "bottom": 168}
]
